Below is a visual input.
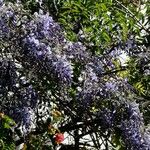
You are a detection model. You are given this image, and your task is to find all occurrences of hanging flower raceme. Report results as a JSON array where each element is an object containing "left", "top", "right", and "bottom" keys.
[
  {"left": 0, "top": 1, "right": 149, "bottom": 149},
  {"left": 19, "top": 13, "right": 73, "bottom": 85},
  {"left": 120, "top": 102, "right": 150, "bottom": 150},
  {"left": 52, "top": 56, "right": 73, "bottom": 84}
]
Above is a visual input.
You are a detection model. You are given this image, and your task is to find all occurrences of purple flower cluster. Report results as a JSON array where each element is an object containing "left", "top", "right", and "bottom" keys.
[
  {"left": 97, "top": 108, "right": 116, "bottom": 129},
  {"left": 52, "top": 56, "right": 73, "bottom": 83},
  {"left": 105, "top": 81, "right": 118, "bottom": 92},
  {"left": 0, "top": 1, "right": 149, "bottom": 149},
  {"left": 11, "top": 106, "right": 35, "bottom": 134},
  {"left": 0, "top": 60, "right": 17, "bottom": 91},
  {"left": 0, "top": 3, "right": 17, "bottom": 39},
  {"left": 19, "top": 85, "right": 38, "bottom": 109},
  {"left": 0, "top": 0, "right": 3, "bottom": 6},
  {"left": 0, "top": 59, "right": 38, "bottom": 133},
  {"left": 64, "top": 41, "right": 89, "bottom": 62},
  {"left": 21, "top": 107, "right": 34, "bottom": 133},
  {"left": 0, "top": 2, "right": 74, "bottom": 85},
  {"left": 19, "top": 13, "right": 73, "bottom": 85},
  {"left": 0, "top": 1, "right": 74, "bottom": 134},
  {"left": 120, "top": 119, "right": 143, "bottom": 149},
  {"left": 120, "top": 102, "right": 150, "bottom": 149}
]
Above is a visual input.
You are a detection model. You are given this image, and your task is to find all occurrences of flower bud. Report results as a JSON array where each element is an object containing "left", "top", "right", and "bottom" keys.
[{"left": 54, "top": 133, "right": 64, "bottom": 144}]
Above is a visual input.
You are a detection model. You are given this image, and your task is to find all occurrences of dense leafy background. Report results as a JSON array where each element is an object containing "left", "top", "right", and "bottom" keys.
[{"left": 0, "top": 0, "right": 150, "bottom": 149}]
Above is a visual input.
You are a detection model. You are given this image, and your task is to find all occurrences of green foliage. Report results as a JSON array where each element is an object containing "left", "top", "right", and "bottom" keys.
[
  {"left": 25, "top": 133, "right": 54, "bottom": 150},
  {"left": 128, "top": 57, "right": 150, "bottom": 124},
  {"left": 127, "top": 57, "right": 150, "bottom": 97},
  {"left": 45, "top": 0, "right": 143, "bottom": 54},
  {"left": 1, "top": 0, "right": 149, "bottom": 149},
  {"left": 111, "top": 130, "right": 125, "bottom": 150},
  {"left": 0, "top": 114, "right": 16, "bottom": 150}
]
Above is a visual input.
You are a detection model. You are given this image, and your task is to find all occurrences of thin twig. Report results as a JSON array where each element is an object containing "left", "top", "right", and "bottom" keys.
[{"left": 114, "top": 0, "right": 149, "bottom": 33}]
